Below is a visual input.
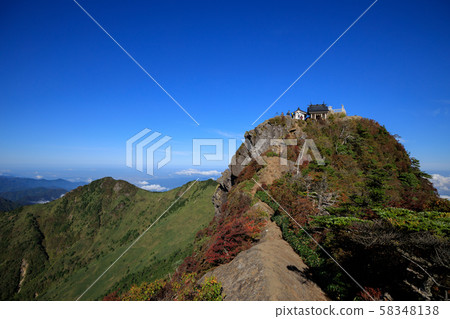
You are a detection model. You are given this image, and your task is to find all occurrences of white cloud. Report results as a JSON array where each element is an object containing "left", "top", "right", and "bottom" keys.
[
  {"left": 138, "top": 181, "right": 149, "bottom": 185},
  {"left": 431, "top": 174, "right": 450, "bottom": 192},
  {"left": 35, "top": 175, "right": 43, "bottom": 179},
  {"left": 214, "top": 130, "right": 244, "bottom": 139},
  {"left": 86, "top": 178, "right": 93, "bottom": 183},
  {"left": 431, "top": 174, "right": 450, "bottom": 199},
  {"left": 175, "top": 169, "right": 221, "bottom": 177},
  {"left": 141, "top": 184, "right": 168, "bottom": 192},
  {"left": 31, "top": 200, "right": 50, "bottom": 204}
]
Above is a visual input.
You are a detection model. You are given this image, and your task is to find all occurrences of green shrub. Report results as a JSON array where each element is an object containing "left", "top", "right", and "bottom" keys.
[
  {"left": 272, "top": 215, "right": 322, "bottom": 267},
  {"left": 265, "top": 151, "right": 279, "bottom": 157},
  {"left": 255, "top": 191, "right": 279, "bottom": 212},
  {"left": 374, "top": 207, "right": 450, "bottom": 237},
  {"left": 310, "top": 215, "right": 368, "bottom": 229},
  {"left": 194, "top": 276, "right": 223, "bottom": 301}
]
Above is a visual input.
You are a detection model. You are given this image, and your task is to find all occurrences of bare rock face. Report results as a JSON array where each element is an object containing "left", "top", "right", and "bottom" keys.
[
  {"left": 212, "top": 169, "right": 231, "bottom": 217},
  {"left": 213, "top": 116, "right": 303, "bottom": 216},
  {"left": 201, "top": 216, "right": 328, "bottom": 301}
]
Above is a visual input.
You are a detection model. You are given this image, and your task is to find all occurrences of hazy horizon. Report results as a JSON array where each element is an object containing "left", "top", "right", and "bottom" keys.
[{"left": 1, "top": 0, "right": 450, "bottom": 196}]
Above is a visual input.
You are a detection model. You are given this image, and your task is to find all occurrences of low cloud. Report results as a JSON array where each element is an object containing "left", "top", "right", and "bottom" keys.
[
  {"left": 432, "top": 107, "right": 449, "bottom": 117},
  {"left": 214, "top": 130, "right": 244, "bottom": 139},
  {"left": 35, "top": 175, "right": 43, "bottom": 179},
  {"left": 430, "top": 174, "right": 450, "bottom": 198},
  {"left": 175, "top": 169, "right": 221, "bottom": 177},
  {"left": 31, "top": 200, "right": 50, "bottom": 204},
  {"left": 138, "top": 181, "right": 149, "bottom": 185},
  {"left": 141, "top": 184, "right": 168, "bottom": 192}
]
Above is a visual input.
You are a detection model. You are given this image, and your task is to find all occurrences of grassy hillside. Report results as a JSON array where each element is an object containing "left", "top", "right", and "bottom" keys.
[{"left": 0, "top": 177, "right": 217, "bottom": 300}]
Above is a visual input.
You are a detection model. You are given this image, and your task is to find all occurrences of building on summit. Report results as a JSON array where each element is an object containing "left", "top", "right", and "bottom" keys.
[{"left": 286, "top": 103, "right": 346, "bottom": 120}]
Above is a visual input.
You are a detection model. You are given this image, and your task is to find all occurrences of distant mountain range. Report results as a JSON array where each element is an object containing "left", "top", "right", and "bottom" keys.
[
  {"left": 0, "top": 197, "right": 20, "bottom": 212},
  {"left": 0, "top": 176, "right": 86, "bottom": 207}
]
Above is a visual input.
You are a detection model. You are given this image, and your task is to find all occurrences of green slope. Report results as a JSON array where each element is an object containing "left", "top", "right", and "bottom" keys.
[{"left": 0, "top": 177, "right": 217, "bottom": 300}]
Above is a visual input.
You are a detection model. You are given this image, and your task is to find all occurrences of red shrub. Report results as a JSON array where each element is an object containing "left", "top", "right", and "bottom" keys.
[
  {"left": 357, "top": 287, "right": 383, "bottom": 301},
  {"left": 269, "top": 182, "right": 319, "bottom": 229},
  {"left": 178, "top": 255, "right": 200, "bottom": 274},
  {"left": 235, "top": 161, "right": 263, "bottom": 184},
  {"left": 103, "top": 291, "right": 120, "bottom": 301},
  {"left": 205, "top": 216, "right": 264, "bottom": 266}
]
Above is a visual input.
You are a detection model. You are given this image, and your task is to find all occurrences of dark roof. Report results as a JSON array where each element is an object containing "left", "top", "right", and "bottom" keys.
[
  {"left": 307, "top": 104, "right": 329, "bottom": 113},
  {"left": 295, "top": 107, "right": 307, "bottom": 113}
]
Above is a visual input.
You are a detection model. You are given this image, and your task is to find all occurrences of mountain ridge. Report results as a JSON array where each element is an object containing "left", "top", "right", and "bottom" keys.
[
  {"left": 0, "top": 176, "right": 86, "bottom": 207},
  {"left": 114, "top": 113, "right": 449, "bottom": 301},
  {"left": 0, "top": 177, "right": 217, "bottom": 300}
]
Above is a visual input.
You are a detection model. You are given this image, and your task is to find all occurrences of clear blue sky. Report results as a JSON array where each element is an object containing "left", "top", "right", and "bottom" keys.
[{"left": 1, "top": 0, "right": 449, "bottom": 187}]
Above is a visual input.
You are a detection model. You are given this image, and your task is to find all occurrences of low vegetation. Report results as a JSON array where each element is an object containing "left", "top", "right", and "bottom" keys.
[{"left": 105, "top": 275, "right": 223, "bottom": 301}]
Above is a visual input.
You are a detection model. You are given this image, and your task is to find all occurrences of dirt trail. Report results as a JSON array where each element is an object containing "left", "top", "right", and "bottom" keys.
[
  {"left": 251, "top": 156, "right": 291, "bottom": 195},
  {"left": 202, "top": 215, "right": 328, "bottom": 301}
]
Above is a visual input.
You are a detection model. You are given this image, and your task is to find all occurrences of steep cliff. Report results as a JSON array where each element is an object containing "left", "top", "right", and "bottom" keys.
[{"left": 213, "top": 115, "right": 304, "bottom": 216}]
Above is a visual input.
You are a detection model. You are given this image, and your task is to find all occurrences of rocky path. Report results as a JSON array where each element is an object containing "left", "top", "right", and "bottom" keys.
[{"left": 202, "top": 215, "right": 329, "bottom": 301}]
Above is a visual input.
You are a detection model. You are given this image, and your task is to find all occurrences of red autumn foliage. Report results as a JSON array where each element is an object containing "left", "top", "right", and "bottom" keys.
[
  {"left": 103, "top": 290, "right": 121, "bottom": 301},
  {"left": 235, "top": 161, "right": 263, "bottom": 184},
  {"left": 287, "top": 144, "right": 300, "bottom": 162},
  {"left": 205, "top": 216, "right": 264, "bottom": 265},
  {"left": 269, "top": 181, "right": 319, "bottom": 229},
  {"left": 177, "top": 255, "right": 200, "bottom": 274},
  {"left": 357, "top": 287, "right": 383, "bottom": 301}
]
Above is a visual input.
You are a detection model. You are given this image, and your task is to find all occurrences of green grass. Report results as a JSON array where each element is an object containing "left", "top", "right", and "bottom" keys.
[{"left": 0, "top": 178, "right": 217, "bottom": 300}]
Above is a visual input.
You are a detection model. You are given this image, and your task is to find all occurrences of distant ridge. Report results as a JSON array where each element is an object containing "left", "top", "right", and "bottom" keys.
[
  {"left": 0, "top": 197, "right": 20, "bottom": 212},
  {"left": 0, "top": 176, "right": 217, "bottom": 300},
  {"left": 0, "top": 176, "right": 86, "bottom": 193},
  {"left": 0, "top": 176, "right": 87, "bottom": 206}
]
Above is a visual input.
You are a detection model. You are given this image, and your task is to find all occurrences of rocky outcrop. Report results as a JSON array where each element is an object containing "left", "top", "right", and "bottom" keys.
[
  {"left": 213, "top": 116, "right": 304, "bottom": 215},
  {"left": 212, "top": 169, "right": 232, "bottom": 217},
  {"left": 17, "top": 259, "right": 29, "bottom": 293}
]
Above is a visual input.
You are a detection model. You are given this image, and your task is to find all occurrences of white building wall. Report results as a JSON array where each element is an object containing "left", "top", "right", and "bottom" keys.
[{"left": 294, "top": 111, "right": 305, "bottom": 120}]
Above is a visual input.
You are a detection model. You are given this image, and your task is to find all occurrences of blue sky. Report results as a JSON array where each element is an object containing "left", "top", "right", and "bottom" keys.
[{"left": 0, "top": 0, "right": 449, "bottom": 192}]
